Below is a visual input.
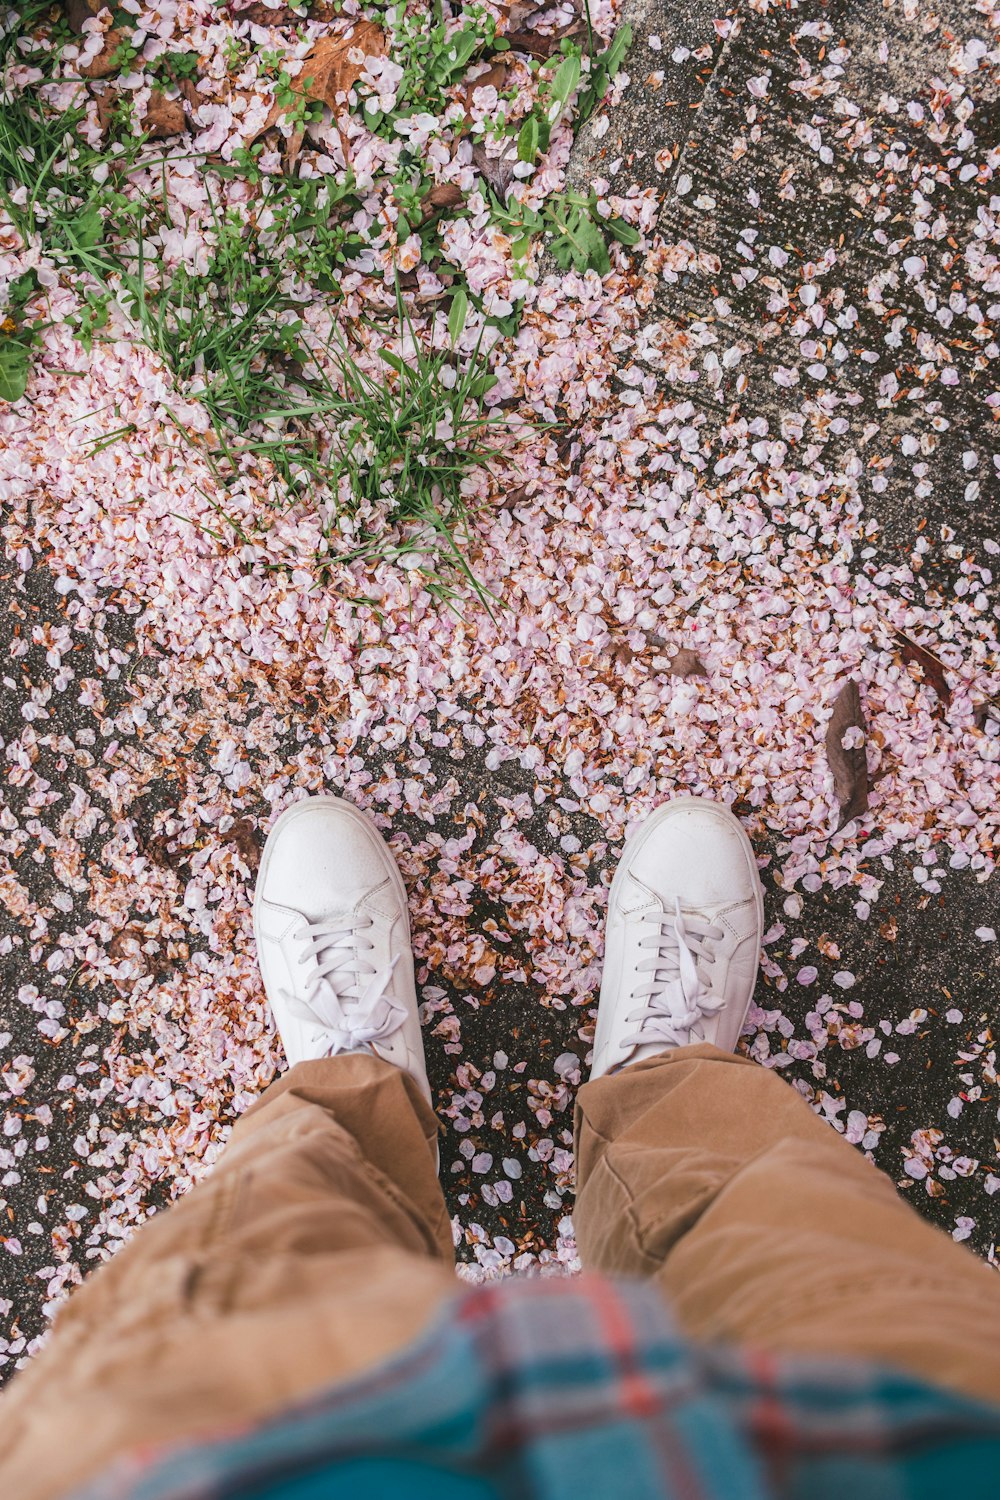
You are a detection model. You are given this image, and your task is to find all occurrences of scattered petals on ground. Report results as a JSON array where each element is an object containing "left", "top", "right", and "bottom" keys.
[{"left": 1, "top": 0, "right": 998, "bottom": 1373}]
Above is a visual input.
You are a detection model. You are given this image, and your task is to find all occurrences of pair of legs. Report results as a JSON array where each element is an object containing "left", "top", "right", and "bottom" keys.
[{"left": 3, "top": 798, "right": 1000, "bottom": 1500}]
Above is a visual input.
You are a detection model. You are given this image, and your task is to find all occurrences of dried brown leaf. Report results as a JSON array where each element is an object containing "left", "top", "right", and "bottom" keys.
[
  {"left": 421, "top": 182, "right": 465, "bottom": 220},
  {"left": 498, "top": 482, "right": 532, "bottom": 511},
  {"left": 242, "top": 2, "right": 296, "bottom": 19},
  {"left": 93, "top": 86, "right": 119, "bottom": 134},
  {"left": 555, "top": 429, "right": 579, "bottom": 467},
  {"left": 471, "top": 141, "right": 518, "bottom": 199},
  {"left": 502, "top": 1, "right": 538, "bottom": 25},
  {"left": 825, "top": 679, "right": 869, "bottom": 831},
  {"left": 224, "top": 818, "right": 263, "bottom": 873},
  {"left": 894, "top": 630, "right": 952, "bottom": 706},
  {"left": 108, "top": 925, "right": 154, "bottom": 991},
  {"left": 144, "top": 90, "right": 189, "bottom": 139},
  {"left": 108, "top": 926, "right": 147, "bottom": 964},
  {"left": 462, "top": 61, "right": 511, "bottom": 108},
  {"left": 65, "top": 0, "right": 102, "bottom": 34},
  {"left": 134, "top": 807, "right": 190, "bottom": 871},
  {"left": 257, "top": 21, "right": 385, "bottom": 137},
  {"left": 662, "top": 647, "right": 708, "bottom": 679},
  {"left": 178, "top": 76, "right": 203, "bottom": 110},
  {"left": 503, "top": 22, "right": 584, "bottom": 59},
  {"left": 243, "top": 1, "right": 342, "bottom": 21},
  {"left": 607, "top": 639, "right": 637, "bottom": 670},
  {"left": 79, "top": 28, "right": 124, "bottom": 79}
]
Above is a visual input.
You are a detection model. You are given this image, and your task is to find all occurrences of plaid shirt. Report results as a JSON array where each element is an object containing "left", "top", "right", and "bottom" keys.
[{"left": 74, "top": 1274, "right": 1000, "bottom": 1500}]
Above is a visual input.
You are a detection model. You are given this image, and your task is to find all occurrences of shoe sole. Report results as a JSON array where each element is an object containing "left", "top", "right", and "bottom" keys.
[{"left": 607, "top": 795, "right": 766, "bottom": 1042}]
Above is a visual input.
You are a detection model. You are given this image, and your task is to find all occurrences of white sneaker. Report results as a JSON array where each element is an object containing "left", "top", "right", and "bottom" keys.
[
  {"left": 252, "top": 795, "right": 431, "bottom": 1103},
  {"left": 590, "top": 798, "right": 764, "bottom": 1079}
]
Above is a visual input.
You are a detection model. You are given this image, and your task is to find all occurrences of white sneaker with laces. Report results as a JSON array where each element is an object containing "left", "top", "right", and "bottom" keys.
[
  {"left": 253, "top": 795, "right": 431, "bottom": 1103},
  {"left": 590, "top": 797, "right": 764, "bottom": 1079}
]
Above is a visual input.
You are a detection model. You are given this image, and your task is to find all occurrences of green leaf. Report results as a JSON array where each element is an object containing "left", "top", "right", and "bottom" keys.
[
  {"left": 435, "top": 26, "right": 481, "bottom": 81},
  {"left": 0, "top": 341, "right": 30, "bottom": 403},
  {"left": 550, "top": 206, "right": 611, "bottom": 274},
  {"left": 73, "top": 205, "right": 103, "bottom": 249},
  {"left": 448, "top": 287, "right": 468, "bottom": 345},
  {"left": 487, "top": 309, "right": 522, "bottom": 337},
  {"left": 605, "top": 216, "right": 640, "bottom": 245},
  {"left": 549, "top": 52, "right": 581, "bottom": 110},
  {"left": 606, "top": 23, "right": 633, "bottom": 75},
  {"left": 576, "top": 23, "right": 632, "bottom": 120},
  {"left": 516, "top": 114, "right": 539, "bottom": 164},
  {"left": 467, "top": 372, "right": 499, "bottom": 398},
  {"left": 378, "top": 348, "right": 407, "bottom": 376},
  {"left": 576, "top": 215, "right": 611, "bottom": 273}
]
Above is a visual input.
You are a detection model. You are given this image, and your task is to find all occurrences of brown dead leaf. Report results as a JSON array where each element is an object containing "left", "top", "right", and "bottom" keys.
[
  {"left": 894, "top": 630, "right": 952, "bottom": 706},
  {"left": 825, "top": 679, "right": 869, "bottom": 831},
  {"left": 662, "top": 647, "right": 708, "bottom": 679},
  {"left": 178, "top": 77, "right": 203, "bottom": 110},
  {"left": 501, "top": 0, "right": 537, "bottom": 23},
  {"left": 421, "top": 182, "right": 466, "bottom": 220},
  {"left": 257, "top": 21, "right": 385, "bottom": 138},
  {"left": 224, "top": 818, "right": 262, "bottom": 873},
  {"left": 134, "top": 807, "right": 190, "bottom": 872},
  {"left": 108, "top": 925, "right": 154, "bottom": 991},
  {"left": 646, "top": 633, "right": 707, "bottom": 676},
  {"left": 241, "top": 0, "right": 343, "bottom": 19},
  {"left": 242, "top": 2, "right": 296, "bottom": 19},
  {"left": 498, "top": 482, "right": 532, "bottom": 511},
  {"left": 607, "top": 633, "right": 707, "bottom": 677},
  {"left": 502, "top": 21, "right": 585, "bottom": 59},
  {"left": 462, "top": 61, "right": 510, "bottom": 109},
  {"left": 471, "top": 141, "right": 518, "bottom": 200},
  {"left": 94, "top": 86, "right": 119, "bottom": 134},
  {"left": 108, "top": 926, "right": 147, "bottom": 964},
  {"left": 144, "top": 90, "right": 189, "bottom": 139},
  {"left": 65, "top": 0, "right": 102, "bottom": 33},
  {"left": 555, "top": 429, "right": 580, "bottom": 468},
  {"left": 79, "top": 29, "right": 124, "bottom": 80},
  {"left": 607, "top": 639, "right": 637, "bottom": 670}
]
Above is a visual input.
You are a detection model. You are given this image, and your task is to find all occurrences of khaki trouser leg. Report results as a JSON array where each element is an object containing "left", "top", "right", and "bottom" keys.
[
  {"left": 575, "top": 1042, "right": 1000, "bottom": 1405},
  {"left": 0, "top": 1056, "right": 457, "bottom": 1500}
]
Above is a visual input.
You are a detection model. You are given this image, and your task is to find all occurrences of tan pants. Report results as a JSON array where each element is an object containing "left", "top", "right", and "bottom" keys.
[{"left": 3, "top": 1044, "right": 1000, "bottom": 1500}]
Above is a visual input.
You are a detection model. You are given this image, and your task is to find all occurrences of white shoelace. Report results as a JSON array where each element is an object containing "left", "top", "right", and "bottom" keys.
[
  {"left": 281, "top": 915, "right": 406, "bottom": 1058},
  {"left": 622, "top": 899, "right": 727, "bottom": 1049}
]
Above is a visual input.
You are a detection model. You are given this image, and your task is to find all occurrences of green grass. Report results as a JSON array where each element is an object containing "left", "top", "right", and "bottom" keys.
[
  {"left": 166, "top": 285, "right": 510, "bottom": 612},
  {"left": 0, "top": 1, "right": 632, "bottom": 602}
]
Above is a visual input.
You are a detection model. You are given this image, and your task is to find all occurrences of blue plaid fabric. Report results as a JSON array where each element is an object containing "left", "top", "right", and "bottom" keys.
[{"left": 73, "top": 1274, "right": 1000, "bottom": 1500}]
